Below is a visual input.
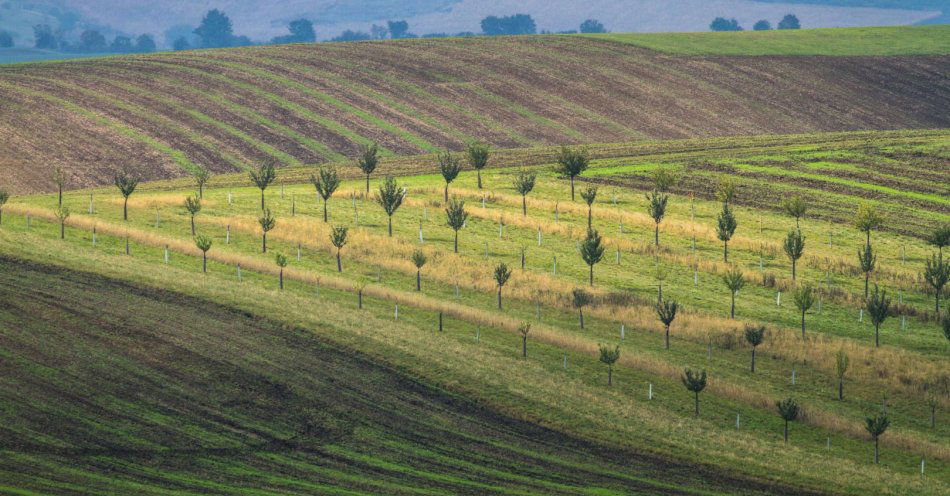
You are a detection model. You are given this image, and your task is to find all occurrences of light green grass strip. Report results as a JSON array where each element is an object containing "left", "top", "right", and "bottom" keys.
[
  {"left": 586, "top": 25, "right": 950, "bottom": 56},
  {"left": 203, "top": 58, "right": 439, "bottom": 153},
  {"left": 0, "top": 81, "right": 201, "bottom": 176}
]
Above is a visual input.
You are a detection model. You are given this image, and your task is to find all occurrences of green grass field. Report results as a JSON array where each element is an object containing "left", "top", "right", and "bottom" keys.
[
  {"left": 589, "top": 25, "right": 950, "bottom": 56},
  {"left": 0, "top": 129, "right": 947, "bottom": 495}
]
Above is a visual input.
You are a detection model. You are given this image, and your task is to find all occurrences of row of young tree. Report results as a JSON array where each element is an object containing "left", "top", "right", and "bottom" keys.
[{"left": 710, "top": 14, "right": 801, "bottom": 32}]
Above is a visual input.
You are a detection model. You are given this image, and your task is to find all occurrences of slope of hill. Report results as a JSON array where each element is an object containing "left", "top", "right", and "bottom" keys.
[{"left": 0, "top": 29, "right": 948, "bottom": 194}]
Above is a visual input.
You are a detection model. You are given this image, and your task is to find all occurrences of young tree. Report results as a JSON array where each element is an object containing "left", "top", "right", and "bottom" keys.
[
  {"left": 355, "top": 143, "right": 380, "bottom": 194},
  {"left": 866, "top": 285, "right": 891, "bottom": 348},
  {"left": 249, "top": 161, "right": 277, "bottom": 210},
  {"left": 835, "top": 348, "right": 849, "bottom": 400},
  {"left": 375, "top": 177, "right": 407, "bottom": 237},
  {"left": 411, "top": 249, "right": 427, "bottom": 290},
  {"left": 854, "top": 203, "right": 884, "bottom": 248},
  {"left": 682, "top": 369, "right": 708, "bottom": 416},
  {"left": 857, "top": 243, "right": 877, "bottom": 299},
  {"left": 434, "top": 152, "right": 463, "bottom": 205},
  {"left": 651, "top": 167, "right": 678, "bottom": 193},
  {"left": 311, "top": 166, "right": 340, "bottom": 222},
  {"left": 513, "top": 169, "right": 536, "bottom": 216},
  {"left": 744, "top": 325, "right": 766, "bottom": 373},
  {"left": 275, "top": 253, "right": 288, "bottom": 290},
  {"left": 783, "top": 229, "right": 805, "bottom": 280},
  {"left": 580, "top": 228, "right": 605, "bottom": 286},
  {"left": 519, "top": 321, "right": 531, "bottom": 358},
  {"left": 723, "top": 268, "right": 745, "bottom": 319},
  {"left": 572, "top": 288, "right": 592, "bottom": 329},
  {"left": 193, "top": 169, "right": 210, "bottom": 199},
  {"left": 494, "top": 262, "right": 512, "bottom": 310},
  {"left": 599, "top": 344, "right": 621, "bottom": 386},
  {"left": 195, "top": 234, "right": 212, "bottom": 273},
  {"left": 114, "top": 170, "right": 140, "bottom": 221},
  {"left": 580, "top": 186, "right": 598, "bottom": 229},
  {"left": 0, "top": 190, "right": 9, "bottom": 225},
  {"left": 928, "top": 224, "right": 950, "bottom": 257},
  {"left": 656, "top": 298, "right": 679, "bottom": 350},
  {"left": 783, "top": 197, "right": 806, "bottom": 230},
  {"left": 555, "top": 147, "right": 589, "bottom": 201},
  {"left": 864, "top": 414, "right": 889, "bottom": 464},
  {"left": 776, "top": 398, "right": 800, "bottom": 443},
  {"left": 716, "top": 204, "right": 738, "bottom": 262},
  {"left": 923, "top": 253, "right": 950, "bottom": 314},
  {"left": 794, "top": 284, "right": 816, "bottom": 339},
  {"left": 330, "top": 226, "right": 348, "bottom": 272},
  {"left": 467, "top": 142, "right": 490, "bottom": 189},
  {"left": 184, "top": 195, "right": 201, "bottom": 236},
  {"left": 55, "top": 206, "right": 70, "bottom": 240},
  {"left": 52, "top": 166, "right": 66, "bottom": 207},
  {"left": 445, "top": 196, "right": 468, "bottom": 253},
  {"left": 716, "top": 177, "right": 738, "bottom": 205},
  {"left": 646, "top": 189, "right": 669, "bottom": 247},
  {"left": 258, "top": 208, "right": 276, "bottom": 253}
]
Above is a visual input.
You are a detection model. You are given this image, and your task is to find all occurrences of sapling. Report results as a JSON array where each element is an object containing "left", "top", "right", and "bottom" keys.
[
  {"left": 580, "top": 185, "right": 597, "bottom": 229},
  {"left": 356, "top": 143, "right": 379, "bottom": 194},
  {"left": 52, "top": 166, "right": 66, "bottom": 207},
  {"left": 411, "top": 249, "right": 427, "bottom": 291},
  {"left": 513, "top": 169, "right": 536, "bottom": 216},
  {"left": 776, "top": 398, "right": 800, "bottom": 443},
  {"left": 519, "top": 321, "right": 531, "bottom": 358},
  {"left": 258, "top": 208, "right": 276, "bottom": 253},
  {"left": 598, "top": 344, "right": 621, "bottom": 386},
  {"left": 656, "top": 298, "right": 679, "bottom": 350},
  {"left": 375, "top": 177, "right": 407, "bottom": 237},
  {"left": 572, "top": 288, "right": 592, "bottom": 329},
  {"left": 114, "top": 170, "right": 140, "bottom": 221},
  {"left": 744, "top": 325, "right": 766, "bottom": 372},
  {"left": 0, "top": 189, "right": 8, "bottom": 225},
  {"left": 194, "top": 234, "right": 212, "bottom": 273},
  {"left": 834, "top": 348, "right": 849, "bottom": 400},
  {"left": 716, "top": 204, "right": 738, "bottom": 262},
  {"left": 580, "top": 228, "right": 605, "bottom": 286},
  {"left": 651, "top": 167, "right": 677, "bottom": 192},
  {"left": 646, "top": 189, "right": 669, "bottom": 247},
  {"left": 857, "top": 243, "right": 876, "bottom": 298},
  {"left": 722, "top": 268, "right": 745, "bottom": 319},
  {"left": 782, "top": 196, "right": 806, "bottom": 230},
  {"left": 438, "top": 151, "right": 462, "bottom": 202},
  {"left": 275, "top": 253, "right": 288, "bottom": 290},
  {"left": 866, "top": 285, "right": 891, "bottom": 347},
  {"left": 467, "top": 142, "right": 490, "bottom": 189},
  {"left": 184, "top": 195, "right": 201, "bottom": 236},
  {"left": 439, "top": 195, "right": 468, "bottom": 254},
  {"left": 249, "top": 160, "right": 277, "bottom": 210},
  {"left": 555, "top": 146, "right": 589, "bottom": 201},
  {"left": 794, "top": 284, "right": 816, "bottom": 339},
  {"left": 193, "top": 168, "right": 210, "bottom": 199},
  {"left": 682, "top": 369, "right": 708, "bottom": 416},
  {"left": 923, "top": 252, "right": 950, "bottom": 314},
  {"left": 487, "top": 262, "right": 513, "bottom": 310},
  {"left": 865, "top": 414, "right": 889, "bottom": 464},
  {"left": 355, "top": 278, "right": 367, "bottom": 309},
  {"left": 716, "top": 177, "right": 738, "bottom": 205},
  {"left": 55, "top": 206, "right": 70, "bottom": 240},
  {"left": 929, "top": 224, "right": 950, "bottom": 257},
  {"left": 322, "top": 225, "right": 346, "bottom": 272},
  {"left": 311, "top": 166, "right": 340, "bottom": 222},
  {"left": 854, "top": 203, "right": 884, "bottom": 247},
  {"left": 783, "top": 229, "right": 805, "bottom": 280}
]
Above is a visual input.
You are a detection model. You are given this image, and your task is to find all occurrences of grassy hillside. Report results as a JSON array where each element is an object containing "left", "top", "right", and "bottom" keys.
[
  {"left": 0, "top": 130, "right": 947, "bottom": 495},
  {"left": 591, "top": 25, "right": 950, "bottom": 55},
  {"left": 0, "top": 31, "right": 947, "bottom": 193}
]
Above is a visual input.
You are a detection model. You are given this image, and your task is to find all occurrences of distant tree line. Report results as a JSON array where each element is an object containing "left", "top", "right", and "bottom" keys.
[
  {"left": 710, "top": 14, "right": 800, "bottom": 32},
  {"left": 30, "top": 24, "right": 157, "bottom": 53}
]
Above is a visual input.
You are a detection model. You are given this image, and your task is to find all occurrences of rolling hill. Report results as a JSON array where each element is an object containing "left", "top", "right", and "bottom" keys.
[{"left": 0, "top": 27, "right": 948, "bottom": 194}]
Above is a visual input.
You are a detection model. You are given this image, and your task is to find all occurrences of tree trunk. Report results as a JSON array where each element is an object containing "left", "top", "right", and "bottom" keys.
[
  {"left": 608, "top": 366, "right": 612, "bottom": 386},
  {"left": 931, "top": 405, "right": 936, "bottom": 429},
  {"left": 570, "top": 177, "right": 575, "bottom": 201},
  {"left": 444, "top": 184, "right": 448, "bottom": 203},
  {"left": 784, "top": 420, "right": 789, "bottom": 442},
  {"left": 123, "top": 197, "right": 129, "bottom": 221},
  {"left": 323, "top": 200, "right": 328, "bottom": 222},
  {"left": 497, "top": 287, "right": 502, "bottom": 310},
  {"left": 522, "top": 195, "right": 527, "bottom": 216},
  {"left": 454, "top": 231, "right": 459, "bottom": 253},
  {"left": 366, "top": 174, "right": 370, "bottom": 194},
  {"left": 838, "top": 380, "right": 843, "bottom": 400},
  {"left": 337, "top": 252, "right": 342, "bottom": 273},
  {"left": 875, "top": 324, "right": 880, "bottom": 347},
  {"left": 202, "top": 253, "right": 207, "bottom": 273},
  {"left": 60, "top": 222, "right": 65, "bottom": 240},
  {"left": 751, "top": 347, "right": 756, "bottom": 372},
  {"left": 260, "top": 189, "right": 265, "bottom": 211},
  {"left": 477, "top": 171, "right": 482, "bottom": 189},
  {"left": 388, "top": 216, "right": 393, "bottom": 237},
  {"left": 589, "top": 264, "right": 594, "bottom": 286},
  {"left": 279, "top": 268, "right": 284, "bottom": 290},
  {"left": 262, "top": 233, "right": 267, "bottom": 253},
  {"left": 694, "top": 392, "right": 700, "bottom": 416},
  {"left": 416, "top": 270, "right": 421, "bottom": 291},
  {"left": 873, "top": 438, "right": 879, "bottom": 464},
  {"left": 358, "top": 290, "right": 363, "bottom": 309},
  {"left": 792, "top": 259, "right": 796, "bottom": 280},
  {"left": 731, "top": 293, "right": 736, "bottom": 319},
  {"left": 190, "top": 216, "right": 195, "bottom": 236},
  {"left": 58, "top": 186, "right": 62, "bottom": 207},
  {"left": 655, "top": 224, "right": 659, "bottom": 247},
  {"left": 579, "top": 309, "right": 584, "bottom": 329},
  {"left": 522, "top": 336, "right": 527, "bottom": 358},
  {"left": 864, "top": 272, "right": 870, "bottom": 299},
  {"left": 665, "top": 325, "right": 670, "bottom": 350},
  {"left": 936, "top": 292, "right": 941, "bottom": 315},
  {"left": 801, "top": 309, "right": 806, "bottom": 339},
  {"left": 587, "top": 207, "right": 592, "bottom": 229},
  {"left": 724, "top": 241, "right": 729, "bottom": 262}
]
